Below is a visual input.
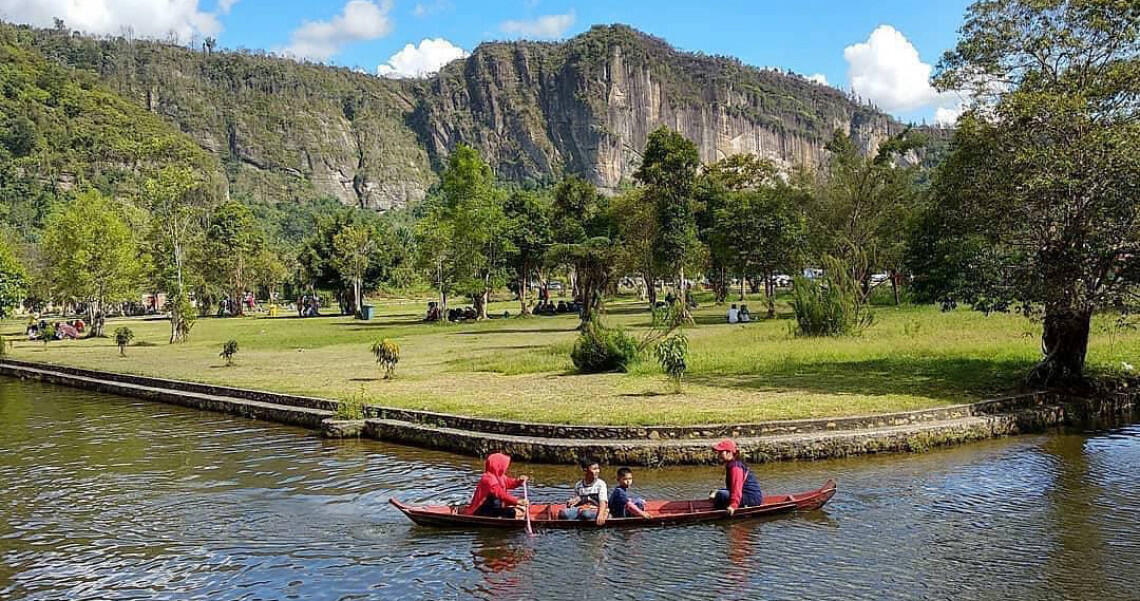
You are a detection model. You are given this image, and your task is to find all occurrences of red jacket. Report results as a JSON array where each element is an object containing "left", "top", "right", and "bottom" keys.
[{"left": 461, "top": 453, "right": 523, "bottom": 515}]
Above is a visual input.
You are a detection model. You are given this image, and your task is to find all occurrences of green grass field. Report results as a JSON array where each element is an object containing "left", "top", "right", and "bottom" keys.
[{"left": 4, "top": 294, "right": 1139, "bottom": 425}]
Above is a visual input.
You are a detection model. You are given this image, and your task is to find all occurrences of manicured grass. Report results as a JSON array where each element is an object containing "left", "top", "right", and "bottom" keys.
[{"left": 5, "top": 295, "right": 1139, "bottom": 425}]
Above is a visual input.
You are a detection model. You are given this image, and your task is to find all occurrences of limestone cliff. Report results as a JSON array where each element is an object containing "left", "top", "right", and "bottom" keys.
[
  {"left": 17, "top": 22, "right": 925, "bottom": 210},
  {"left": 413, "top": 25, "right": 912, "bottom": 192}
]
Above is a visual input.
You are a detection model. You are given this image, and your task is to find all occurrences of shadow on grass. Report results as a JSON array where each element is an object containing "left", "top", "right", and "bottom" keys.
[
  {"left": 620, "top": 391, "right": 669, "bottom": 398},
  {"left": 332, "top": 319, "right": 423, "bottom": 330},
  {"left": 688, "top": 356, "right": 1037, "bottom": 401},
  {"left": 349, "top": 377, "right": 379, "bottom": 382},
  {"left": 449, "top": 327, "right": 578, "bottom": 336}
]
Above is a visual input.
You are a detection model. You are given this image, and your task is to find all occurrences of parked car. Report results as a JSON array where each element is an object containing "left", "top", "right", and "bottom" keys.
[
  {"left": 547, "top": 281, "right": 564, "bottom": 291},
  {"left": 772, "top": 274, "right": 793, "bottom": 287}
]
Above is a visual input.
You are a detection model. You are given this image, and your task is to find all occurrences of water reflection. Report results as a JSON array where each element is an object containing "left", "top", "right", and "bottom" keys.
[{"left": 1, "top": 379, "right": 1138, "bottom": 601}]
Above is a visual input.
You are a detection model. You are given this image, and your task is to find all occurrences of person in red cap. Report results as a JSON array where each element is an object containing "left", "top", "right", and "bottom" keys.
[
  {"left": 461, "top": 452, "right": 530, "bottom": 518},
  {"left": 711, "top": 439, "right": 763, "bottom": 515}
]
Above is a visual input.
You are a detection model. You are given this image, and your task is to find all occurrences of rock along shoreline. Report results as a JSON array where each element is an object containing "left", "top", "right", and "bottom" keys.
[{"left": 1, "top": 358, "right": 1135, "bottom": 466}]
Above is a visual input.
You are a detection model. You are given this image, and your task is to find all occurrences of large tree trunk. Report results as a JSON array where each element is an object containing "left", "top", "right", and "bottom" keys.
[
  {"left": 87, "top": 302, "right": 105, "bottom": 338},
  {"left": 1027, "top": 306, "right": 1092, "bottom": 387},
  {"left": 677, "top": 266, "right": 693, "bottom": 323},
  {"left": 891, "top": 270, "right": 900, "bottom": 305},
  {"left": 715, "top": 265, "right": 728, "bottom": 304},
  {"left": 518, "top": 273, "right": 530, "bottom": 316},
  {"left": 354, "top": 279, "right": 363, "bottom": 318},
  {"left": 474, "top": 290, "right": 489, "bottom": 320},
  {"left": 764, "top": 271, "right": 775, "bottom": 319},
  {"left": 644, "top": 273, "right": 658, "bottom": 308}
]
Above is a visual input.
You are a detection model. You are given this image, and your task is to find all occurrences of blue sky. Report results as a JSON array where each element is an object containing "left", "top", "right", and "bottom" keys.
[{"left": 5, "top": 0, "right": 975, "bottom": 123}]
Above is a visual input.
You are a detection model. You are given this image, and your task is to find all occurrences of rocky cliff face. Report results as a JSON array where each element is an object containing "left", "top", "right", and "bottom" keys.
[
  {"left": 414, "top": 25, "right": 909, "bottom": 193},
  {"left": 22, "top": 23, "right": 919, "bottom": 209}
]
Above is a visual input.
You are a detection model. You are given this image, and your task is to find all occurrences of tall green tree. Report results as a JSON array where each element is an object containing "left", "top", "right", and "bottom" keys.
[
  {"left": 503, "top": 188, "right": 552, "bottom": 315},
  {"left": 549, "top": 176, "right": 618, "bottom": 325},
  {"left": 41, "top": 189, "right": 143, "bottom": 336},
  {"left": 714, "top": 186, "right": 808, "bottom": 317},
  {"left": 202, "top": 200, "right": 262, "bottom": 316},
  {"left": 612, "top": 188, "right": 663, "bottom": 307},
  {"left": 926, "top": 0, "right": 1140, "bottom": 385},
  {"left": 812, "top": 130, "right": 921, "bottom": 299},
  {"left": 332, "top": 224, "right": 379, "bottom": 318},
  {"left": 299, "top": 206, "right": 396, "bottom": 315},
  {"left": 428, "top": 145, "right": 511, "bottom": 319},
  {"left": 145, "top": 166, "right": 216, "bottom": 342},
  {"left": 0, "top": 236, "right": 26, "bottom": 318},
  {"left": 635, "top": 127, "right": 701, "bottom": 317},
  {"left": 697, "top": 155, "right": 783, "bottom": 304}
]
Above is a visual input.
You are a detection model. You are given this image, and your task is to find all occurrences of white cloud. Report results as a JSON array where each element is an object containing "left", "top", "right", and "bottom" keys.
[
  {"left": 499, "top": 11, "right": 574, "bottom": 39},
  {"left": 281, "top": 0, "right": 393, "bottom": 62},
  {"left": 378, "top": 38, "right": 467, "bottom": 78},
  {"left": 217, "top": 0, "right": 239, "bottom": 14},
  {"left": 412, "top": 0, "right": 451, "bottom": 17},
  {"left": 843, "top": 25, "right": 964, "bottom": 124},
  {"left": 934, "top": 102, "right": 965, "bottom": 126},
  {"left": 807, "top": 73, "right": 828, "bottom": 86},
  {"left": 0, "top": 0, "right": 224, "bottom": 40}
]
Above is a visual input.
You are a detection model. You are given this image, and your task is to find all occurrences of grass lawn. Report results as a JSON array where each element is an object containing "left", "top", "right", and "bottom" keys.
[{"left": 4, "top": 294, "right": 1139, "bottom": 426}]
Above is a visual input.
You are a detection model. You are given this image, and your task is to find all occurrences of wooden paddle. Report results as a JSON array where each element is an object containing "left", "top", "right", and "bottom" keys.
[{"left": 523, "top": 480, "right": 534, "bottom": 535}]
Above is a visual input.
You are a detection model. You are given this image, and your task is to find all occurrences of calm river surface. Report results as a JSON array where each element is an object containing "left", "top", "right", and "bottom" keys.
[{"left": 1, "top": 379, "right": 1138, "bottom": 601}]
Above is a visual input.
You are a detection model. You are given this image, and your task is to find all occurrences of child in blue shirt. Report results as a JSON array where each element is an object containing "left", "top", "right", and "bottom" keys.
[{"left": 608, "top": 467, "right": 651, "bottom": 519}]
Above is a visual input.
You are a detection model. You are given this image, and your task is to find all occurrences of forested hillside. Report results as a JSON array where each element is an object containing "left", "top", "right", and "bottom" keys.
[
  {"left": 0, "top": 24, "right": 222, "bottom": 238},
  {"left": 2, "top": 21, "right": 931, "bottom": 215}
]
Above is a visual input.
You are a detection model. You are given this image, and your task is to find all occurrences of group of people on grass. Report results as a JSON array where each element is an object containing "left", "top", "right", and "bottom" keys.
[
  {"left": 25, "top": 317, "right": 84, "bottom": 340},
  {"left": 296, "top": 294, "right": 321, "bottom": 317},
  {"left": 532, "top": 300, "right": 580, "bottom": 316},
  {"left": 462, "top": 438, "right": 762, "bottom": 523},
  {"left": 726, "top": 304, "right": 752, "bottom": 324}
]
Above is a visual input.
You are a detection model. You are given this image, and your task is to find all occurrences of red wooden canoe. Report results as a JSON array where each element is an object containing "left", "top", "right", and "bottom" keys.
[{"left": 390, "top": 479, "right": 836, "bottom": 529}]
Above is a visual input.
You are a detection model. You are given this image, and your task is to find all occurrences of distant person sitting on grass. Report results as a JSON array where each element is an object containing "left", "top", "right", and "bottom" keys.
[
  {"left": 608, "top": 467, "right": 651, "bottom": 519},
  {"left": 727, "top": 304, "right": 740, "bottom": 324},
  {"left": 739, "top": 304, "right": 751, "bottom": 323},
  {"left": 424, "top": 301, "right": 441, "bottom": 322},
  {"left": 558, "top": 456, "right": 608, "bottom": 525},
  {"left": 461, "top": 452, "right": 530, "bottom": 518}
]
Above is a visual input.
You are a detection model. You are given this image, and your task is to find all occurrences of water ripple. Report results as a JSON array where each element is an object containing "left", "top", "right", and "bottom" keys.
[{"left": 1, "top": 380, "right": 1138, "bottom": 600}]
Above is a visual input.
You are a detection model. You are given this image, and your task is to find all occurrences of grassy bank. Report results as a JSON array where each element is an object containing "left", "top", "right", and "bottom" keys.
[{"left": 4, "top": 295, "right": 1138, "bottom": 425}]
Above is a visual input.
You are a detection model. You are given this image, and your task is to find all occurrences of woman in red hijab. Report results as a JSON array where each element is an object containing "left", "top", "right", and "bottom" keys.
[{"left": 461, "top": 453, "right": 530, "bottom": 518}]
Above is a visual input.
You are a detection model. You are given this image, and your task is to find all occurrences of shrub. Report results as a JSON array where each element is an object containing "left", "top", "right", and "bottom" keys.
[
  {"left": 791, "top": 257, "right": 872, "bottom": 337},
  {"left": 40, "top": 322, "right": 55, "bottom": 346},
  {"left": 114, "top": 326, "right": 134, "bottom": 357},
  {"left": 335, "top": 391, "right": 366, "bottom": 420},
  {"left": 571, "top": 318, "right": 639, "bottom": 373},
  {"left": 171, "top": 293, "right": 196, "bottom": 342},
  {"left": 370, "top": 338, "right": 400, "bottom": 379},
  {"left": 219, "top": 339, "right": 239, "bottom": 366},
  {"left": 655, "top": 333, "right": 689, "bottom": 393}
]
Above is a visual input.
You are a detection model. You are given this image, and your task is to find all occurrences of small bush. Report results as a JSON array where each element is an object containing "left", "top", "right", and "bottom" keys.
[
  {"left": 220, "top": 339, "right": 239, "bottom": 366},
  {"left": 40, "top": 323, "right": 55, "bottom": 346},
  {"left": 571, "top": 318, "right": 639, "bottom": 373},
  {"left": 371, "top": 338, "right": 400, "bottom": 379},
  {"left": 655, "top": 333, "right": 689, "bottom": 393},
  {"left": 336, "top": 391, "right": 366, "bottom": 420},
  {"left": 172, "top": 293, "right": 197, "bottom": 342},
  {"left": 114, "top": 326, "right": 134, "bottom": 357},
  {"left": 791, "top": 258, "right": 872, "bottom": 337}
]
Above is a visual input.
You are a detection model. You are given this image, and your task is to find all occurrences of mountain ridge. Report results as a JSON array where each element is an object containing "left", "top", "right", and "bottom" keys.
[{"left": 4, "top": 21, "right": 933, "bottom": 210}]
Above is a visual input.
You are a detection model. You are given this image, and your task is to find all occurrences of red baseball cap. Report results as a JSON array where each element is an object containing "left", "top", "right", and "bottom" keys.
[{"left": 712, "top": 439, "right": 738, "bottom": 453}]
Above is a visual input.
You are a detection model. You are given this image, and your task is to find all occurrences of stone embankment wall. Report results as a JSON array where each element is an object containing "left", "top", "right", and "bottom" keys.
[{"left": 2, "top": 359, "right": 1135, "bottom": 466}]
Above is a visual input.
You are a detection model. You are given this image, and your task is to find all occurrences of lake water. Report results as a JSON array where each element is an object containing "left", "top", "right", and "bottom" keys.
[{"left": 1, "top": 378, "right": 1137, "bottom": 600}]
